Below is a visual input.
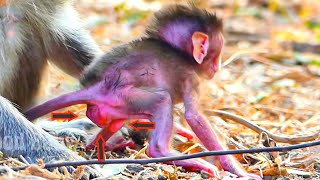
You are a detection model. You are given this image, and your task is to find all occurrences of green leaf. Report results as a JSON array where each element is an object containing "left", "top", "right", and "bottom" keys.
[
  {"left": 255, "top": 92, "right": 269, "bottom": 103},
  {"left": 316, "top": 34, "right": 320, "bottom": 43},
  {"left": 310, "top": 58, "right": 320, "bottom": 66},
  {"left": 295, "top": 53, "right": 320, "bottom": 66},
  {"left": 305, "top": 20, "right": 320, "bottom": 30},
  {"left": 125, "top": 11, "right": 148, "bottom": 25},
  {"left": 295, "top": 53, "right": 311, "bottom": 64},
  {"left": 235, "top": 7, "right": 262, "bottom": 18}
]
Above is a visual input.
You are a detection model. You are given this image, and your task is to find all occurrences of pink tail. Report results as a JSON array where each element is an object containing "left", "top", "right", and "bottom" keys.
[{"left": 24, "top": 88, "right": 92, "bottom": 121}]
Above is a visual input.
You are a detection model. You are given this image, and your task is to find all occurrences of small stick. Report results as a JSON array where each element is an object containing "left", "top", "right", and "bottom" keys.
[
  {"left": 204, "top": 110, "right": 320, "bottom": 144},
  {"left": 8, "top": 158, "right": 26, "bottom": 166},
  {"left": 222, "top": 49, "right": 268, "bottom": 67},
  {"left": 19, "top": 155, "right": 30, "bottom": 165}
]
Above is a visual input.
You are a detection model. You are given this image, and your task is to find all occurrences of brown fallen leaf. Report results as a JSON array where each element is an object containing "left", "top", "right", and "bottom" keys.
[
  {"left": 21, "top": 164, "right": 62, "bottom": 179},
  {"left": 72, "top": 165, "right": 86, "bottom": 180},
  {"left": 163, "top": 164, "right": 178, "bottom": 180},
  {"left": 261, "top": 166, "right": 289, "bottom": 176}
]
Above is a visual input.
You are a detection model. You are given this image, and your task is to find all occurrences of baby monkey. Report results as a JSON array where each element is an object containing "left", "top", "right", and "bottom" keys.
[{"left": 26, "top": 4, "right": 261, "bottom": 179}]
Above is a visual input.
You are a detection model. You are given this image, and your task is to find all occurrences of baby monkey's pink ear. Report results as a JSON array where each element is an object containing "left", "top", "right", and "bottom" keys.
[{"left": 192, "top": 32, "right": 209, "bottom": 64}]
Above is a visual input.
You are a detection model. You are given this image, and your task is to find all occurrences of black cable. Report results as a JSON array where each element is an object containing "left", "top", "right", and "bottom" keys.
[{"left": 12, "top": 139, "right": 320, "bottom": 171}]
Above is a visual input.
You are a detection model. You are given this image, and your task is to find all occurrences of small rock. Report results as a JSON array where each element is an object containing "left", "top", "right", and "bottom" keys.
[
  {"left": 126, "top": 165, "right": 144, "bottom": 173},
  {"left": 200, "top": 171, "right": 210, "bottom": 179},
  {"left": 157, "top": 175, "right": 167, "bottom": 180}
]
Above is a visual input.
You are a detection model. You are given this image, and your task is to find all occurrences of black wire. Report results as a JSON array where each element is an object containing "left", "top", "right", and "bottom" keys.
[{"left": 12, "top": 139, "right": 320, "bottom": 171}]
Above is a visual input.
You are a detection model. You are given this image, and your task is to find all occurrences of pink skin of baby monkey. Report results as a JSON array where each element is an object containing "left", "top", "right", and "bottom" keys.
[{"left": 25, "top": 4, "right": 261, "bottom": 179}]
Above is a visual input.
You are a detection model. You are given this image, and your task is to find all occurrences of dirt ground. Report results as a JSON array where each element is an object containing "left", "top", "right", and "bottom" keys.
[{"left": 1, "top": 0, "right": 320, "bottom": 179}]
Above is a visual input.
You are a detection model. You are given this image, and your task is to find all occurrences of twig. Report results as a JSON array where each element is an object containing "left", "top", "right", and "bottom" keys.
[
  {"left": 19, "top": 155, "right": 30, "bottom": 165},
  {"left": 11, "top": 140, "right": 320, "bottom": 171},
  {"left": 8, "top": 158, "right": 26, "bottom": 167},
  {"left": 72, "top": 165, "right": 85, "bottom": 180},
  {"left": 181, "top": 143, "right": 202, "bottom": 154},
  {"left": 204, "top": 110, "right": 320, "bottom": 143},
  {"left": 222, "top": 49, "right": 268, "bottom": 67}
]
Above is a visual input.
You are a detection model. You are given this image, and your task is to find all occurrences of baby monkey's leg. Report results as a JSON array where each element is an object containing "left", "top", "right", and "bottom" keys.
[
  {"left": 121, "top": 87, "right": 220, "bottom": 177},
  {"left": 183, "top": 81, "right": 262, "bottom": 179},
  {"left": 86, "top": 120, "right": 126, "bottom": 149}
]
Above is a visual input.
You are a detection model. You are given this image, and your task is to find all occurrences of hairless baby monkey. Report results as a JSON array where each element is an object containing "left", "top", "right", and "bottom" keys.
[{"left": 26, "top": 4, "right": 261, "bottom": 179}]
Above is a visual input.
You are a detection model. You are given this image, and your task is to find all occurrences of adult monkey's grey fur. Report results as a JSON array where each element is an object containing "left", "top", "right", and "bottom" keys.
[
  {"left": 0, "top": 0, "right": 102, "bottom": 177},
  {"left": 0, "top": 0, "right": 102, "bottom": 108},
  {"left": 0, "top": 97, "right": 79, "bottom": 161}
]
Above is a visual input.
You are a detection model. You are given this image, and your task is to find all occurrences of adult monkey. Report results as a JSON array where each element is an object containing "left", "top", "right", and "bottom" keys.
[{"left": 0, "top": 0, "right": 102, "bottom": 176}]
